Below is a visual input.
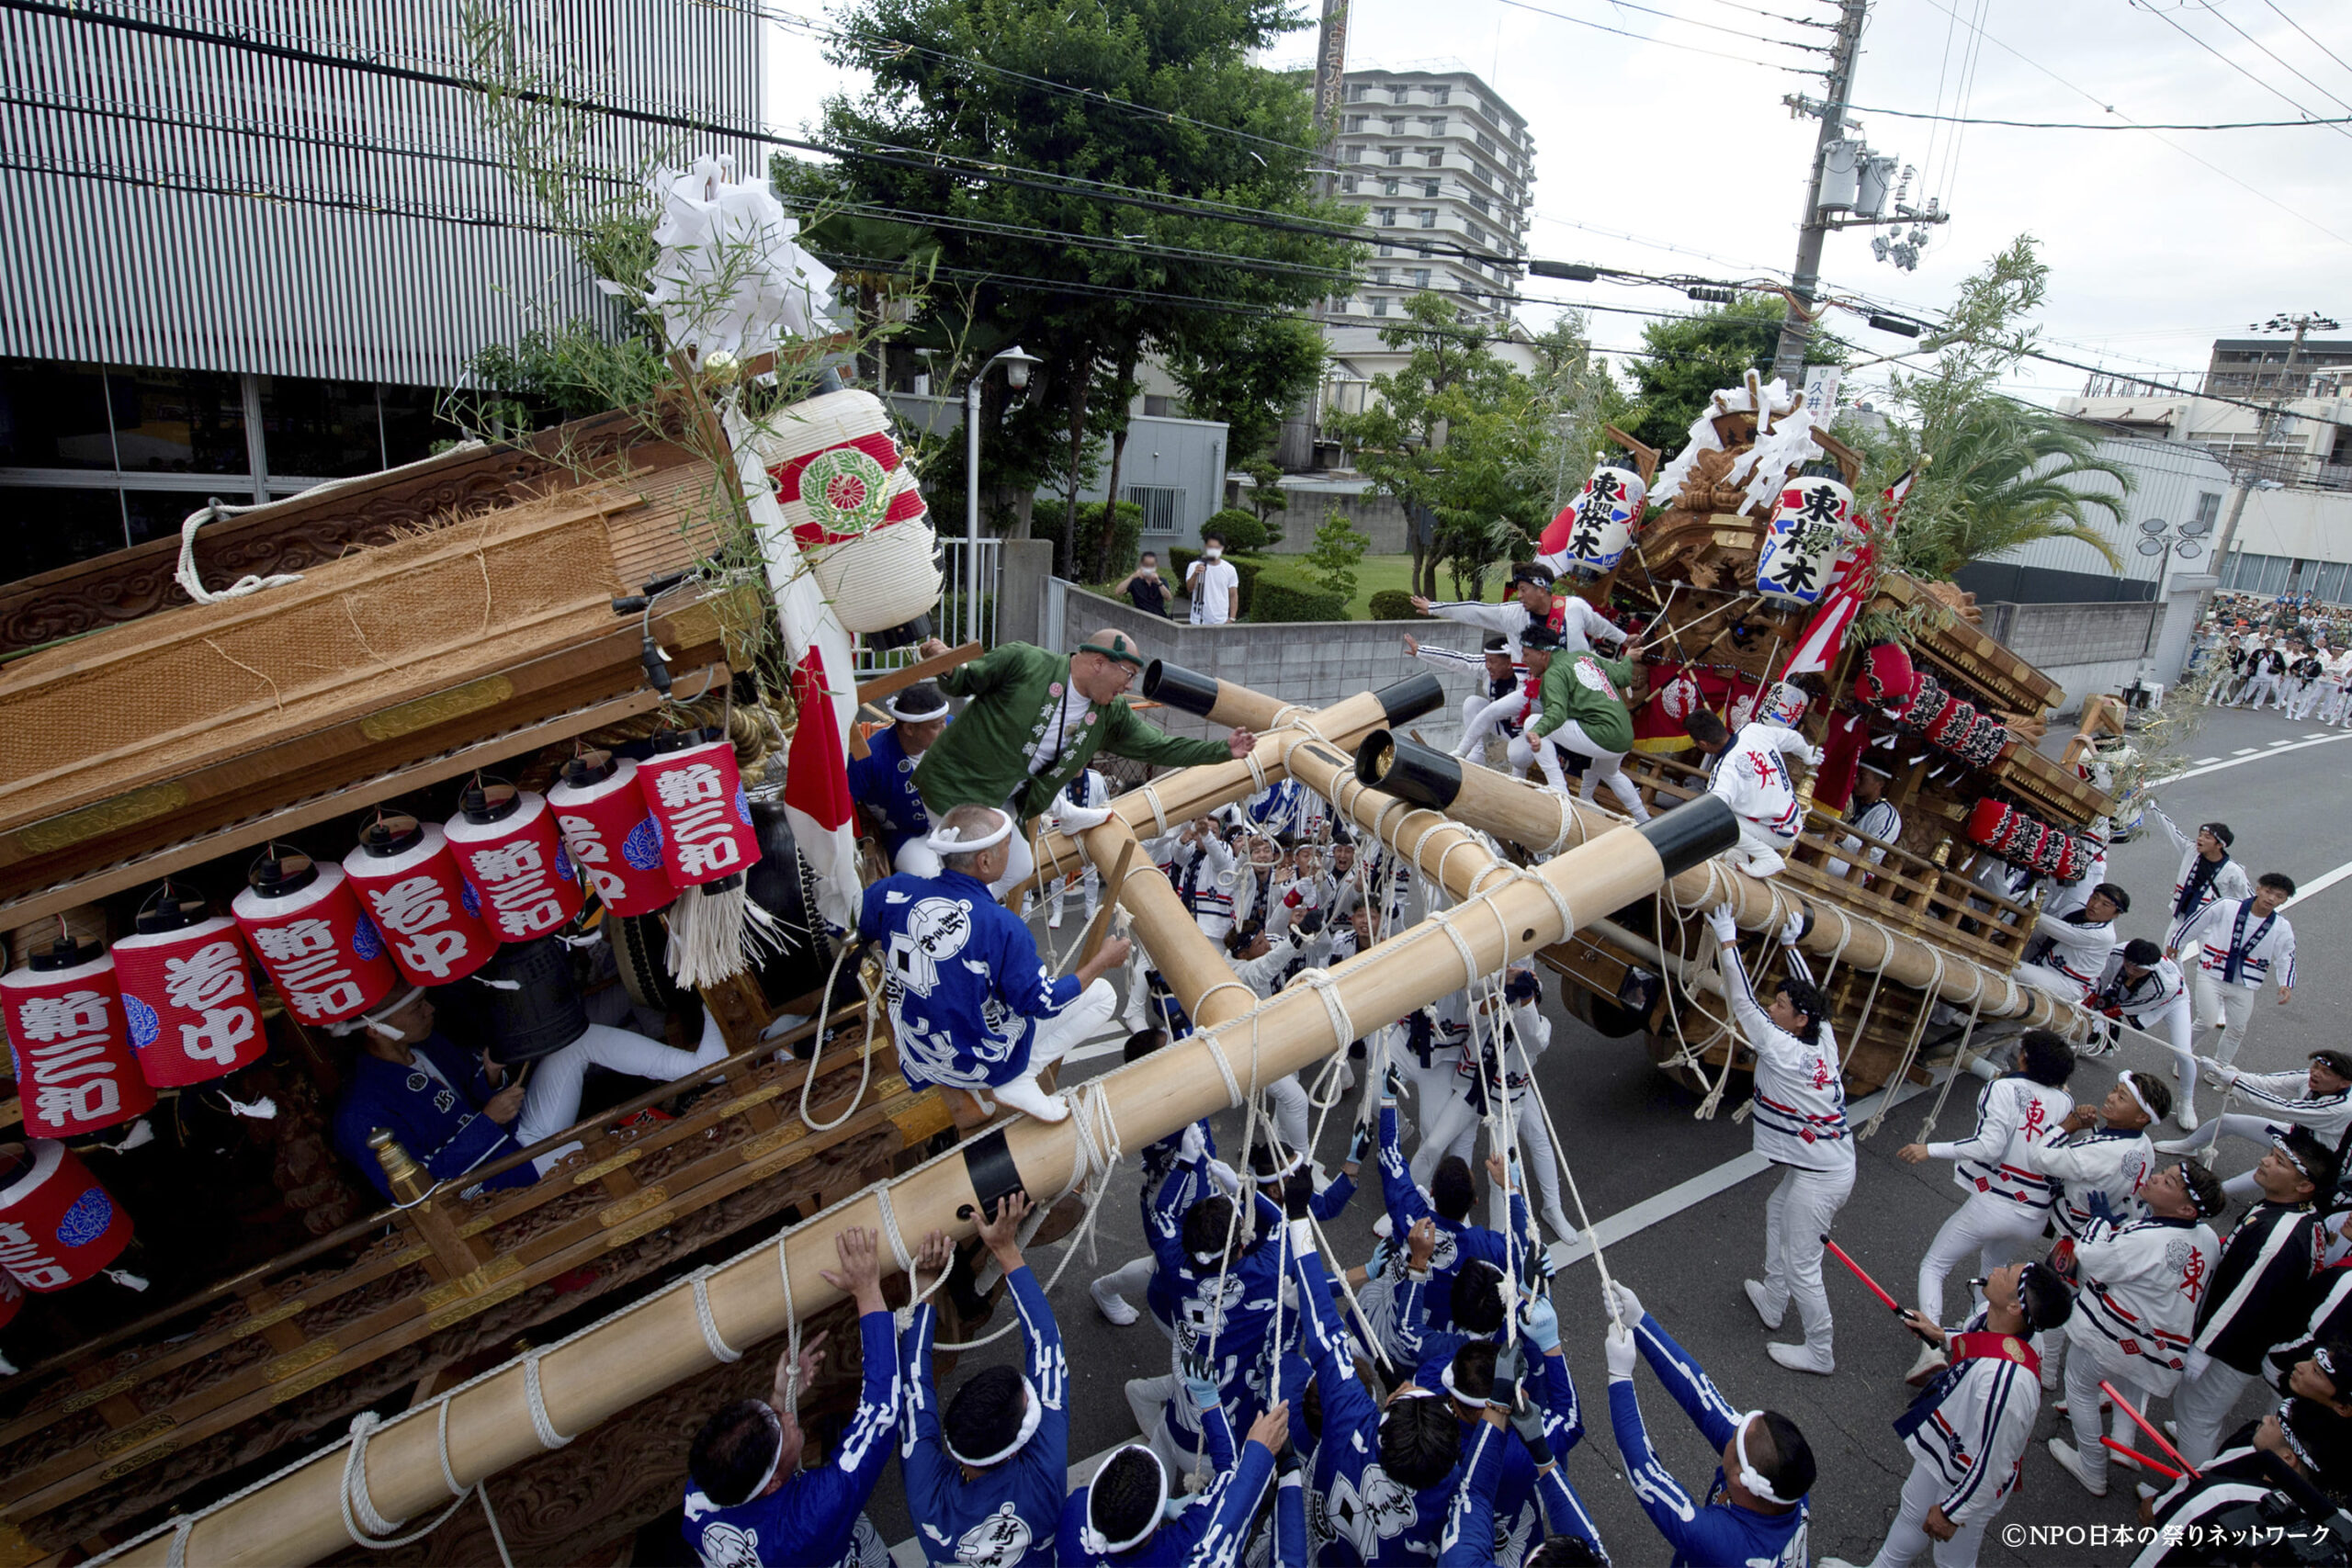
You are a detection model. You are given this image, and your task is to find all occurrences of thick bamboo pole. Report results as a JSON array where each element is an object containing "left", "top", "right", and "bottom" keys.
[
  {"left": 1081, "top": 815, "right": 1260, "bottom": 1029},
  {"left": 1009, "top": 668, "right": 1442, "bottom": 897},
  {"left": 1349, "top": 732, "right": 2088, "bottom": 1040},
  {"left": 107, "top": 798, "right": 1732, "bottom": 1568}
]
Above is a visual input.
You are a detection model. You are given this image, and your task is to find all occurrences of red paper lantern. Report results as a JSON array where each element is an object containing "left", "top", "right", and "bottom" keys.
[
  {"left": 1852, "top": 641, "right": 1917, "bottom": 711},
  {"left": 343, "top": 818, "right": 498, "bottom": 987},
  {"left": 0, "top": 1141, "right": 133, "bottom": 1291},
  {"left": 444, "top": 785, "right": 584, "bottom": 942},
  {"left": 232, "top": 856, "right": 399, "bottom": 1027},
  {"left": 548, "top": 755, "right": 676, "bottom": 918},
  {"left": 3, "top": 941, "right": 156, "bottom": 1138},
  {"left": 637, "top": 735, "right": 762, "bottom": 889},
  {"left": 1964, "top": 797, "right": 2012, "bottom": 851},
  {"left": 113, "top": 909, "right": 266, "bottom": 1089}
]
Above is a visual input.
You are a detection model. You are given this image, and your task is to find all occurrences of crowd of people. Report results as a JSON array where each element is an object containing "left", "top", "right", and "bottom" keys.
[{"left": 652, "top": 568, "right": 2352, "bottom": 1567}]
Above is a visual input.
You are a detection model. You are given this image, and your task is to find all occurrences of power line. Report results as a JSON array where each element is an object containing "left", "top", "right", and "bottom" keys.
[
  {"left": 2128, "top": 0, "right": 2352, "bottom": 143},
  {"left": 1487, "top": 0, "right": 1829, "bottom": 73},
  {"left": 1499, "top": 0, "right": 1834, "bottom": 51},
  {"left": 1848, "top": 101, "right": 2352, "bottom": 130},
  {"left": 1905, "top": 0, "right": 2352, "bottom": 248},
  {"left": 2262, "top": 0, "right": 2352, "bottom": 80},
  {"left": 2191, "top": 1, "right": 2352, "bottom": 117}
]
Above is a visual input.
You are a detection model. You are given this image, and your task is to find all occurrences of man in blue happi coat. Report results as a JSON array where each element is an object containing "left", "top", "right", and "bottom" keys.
[
  {"left": 858, "top": 803, "right": 1125, "bottom": 1123},
  {"left": 846, "top": 682, "right": 952, "bottom": 874}
]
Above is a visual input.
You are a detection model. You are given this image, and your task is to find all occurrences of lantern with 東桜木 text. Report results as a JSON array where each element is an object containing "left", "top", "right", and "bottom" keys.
[
  {"left": 112, "top": 890, "right": 266, "bottom": 1089},
  {"left": 444, "top": 784, "right": 585, "bottom": 943},
  {"left": 231, "top": 853, "right": 399, "bottom": 1027},
  {"left": 0, "top": 1140, "right": 134, "bottom": 1291},
  {"left": 3, "top": 938, "right": 156, "bottom": 1137},
  {"left": 1757, "top": 473, "right": 1854, "bottom": 606},
  {"left": 548, "top": 753, "right": 676, "bottom": 918},
  {"left": 1537, "top": 462, "right": 1647, "bottom": 577},
  {"left": 343, "top": 816, "right": 498, "bottom": 987},
  {"left": 638, "top": 729, "right": 776, "bottom": 987}
]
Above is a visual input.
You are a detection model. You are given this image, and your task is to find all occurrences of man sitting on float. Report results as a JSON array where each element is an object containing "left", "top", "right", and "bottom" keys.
[
  {"left": 328, "top": 983, "right": 728, "bottom": 1201},
  {"left": 858, "top": 804, "right": 1127, "bottom": 1123},
  {"left": 906, "top": 629, "right": 1256, "bottom": 895}
]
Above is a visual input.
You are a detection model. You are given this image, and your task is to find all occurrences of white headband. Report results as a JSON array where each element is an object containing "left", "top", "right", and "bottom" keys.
[
  {"left": 2119, "top": 1071, "right": 2155, "bottom": 1125},
  {"left": 1253, "top": 1148, "right": 1307, "bottom": 1184},
  {"left": 739, "top": 1403, "right": 787, "bottom": 1504},
  {"left": 888, "top": 692, "right": 951, "bottom": 723},
  {"left": 942, "top": 1375, "right": 1043, "bottom": 1468},
  {"left": 1080, "top": 1445, "right": 1169, "bottom": 1555},
  {"left": 1734, "top": 1412, "right": 1793, "bottom": 1506},
  {"left": 1439, "top": 1361, "right": 1486, "bottom": 1412},
  {"left": 329, "top": 984, "right": 425, "bottom": 1039},
  {"left": 925, "top": 809, "right": 1013, "bottom": 856},
  {"left": 1858, "top": 761, "right": 1892, "bottom": 779}
]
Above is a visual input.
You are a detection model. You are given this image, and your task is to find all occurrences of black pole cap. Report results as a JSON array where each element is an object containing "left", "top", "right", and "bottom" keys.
[
  {"left": 1141, "top": 660, "right": 1221, "bottom": 718},
  {"left": 1353, "top": 730, "right": 1463, "bottom": 810},
  {"left": 867, "top": 611, "right": 933, "bottom": 650},
  {"left": 133, "top": 881, "right": 210, "bottom": 935},
  {"left": 460, "top": 781, "right": 521, "bottom": 824},
  {"left": 1636, "top": 794, "right": 1741, "bottom": 879},
  {"left": 1374, "top": 671, "right": 1444, "bottom": 728}
]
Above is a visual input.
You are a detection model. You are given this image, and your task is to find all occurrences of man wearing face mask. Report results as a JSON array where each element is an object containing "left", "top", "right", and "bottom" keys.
[{"left": 1184, "top": 530, "right": 1241, "bottom": 626}]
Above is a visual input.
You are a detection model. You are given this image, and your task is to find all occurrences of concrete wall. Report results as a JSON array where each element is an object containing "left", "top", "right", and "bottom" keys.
[
  {"left": 1049, "top": 583, "right": 1487, "bottom": 744},
  {"left": 1247, "top": 479, "right": 1411, "bottom": 556},
  {"left": 1987, "top": 599, "right": 2161, "bottom": 717}
]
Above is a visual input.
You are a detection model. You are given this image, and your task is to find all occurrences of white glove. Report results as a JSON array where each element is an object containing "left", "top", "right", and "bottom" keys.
[
  {"left": 1607, "top": 1280, "right": 1645, "bottom": 1325},
  {"left": 1052, "top": 798, "right": 1114, "bottom": 836},
  {"left": 1779, "top": 908, "right": 1807, "bottom": 947},
  {"left": 1804, "top": 744, "right": 1825, "bottom": 767},
  {"left": 1604, "top": 1321, "right": 1639, "bottom": 1381},
  {"left": 1178, "top": 1122, "right": 1207, "bottom": 1165},
  {"left": 1705, "top": 904, "right": 1739, "bottom": 943},
  {"left": 1207, "top": 1158, "right": 1241, "bottom": 1195}
]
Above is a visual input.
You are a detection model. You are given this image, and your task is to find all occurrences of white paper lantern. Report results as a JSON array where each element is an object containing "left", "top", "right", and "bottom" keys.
[{"left": 1757, "top": 475, "right": 1854, "bottom": 606}]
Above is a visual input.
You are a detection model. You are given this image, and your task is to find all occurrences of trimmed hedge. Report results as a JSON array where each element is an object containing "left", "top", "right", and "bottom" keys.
[
  {"left": 1367, "top": 589, "right": 1419, "bottom": 622},
  {"left": 1034, "top": 498, "right": 1145, "bottom": 581},
  {"left": 1201, "top": 507, "right": 1270, "bottom": 553},
  {"left": 1247, "top": 572, "right": 1347, "bottom": 623},
  {"left": 1170, "top": 547, "right": 1264, "bottom": 617}
]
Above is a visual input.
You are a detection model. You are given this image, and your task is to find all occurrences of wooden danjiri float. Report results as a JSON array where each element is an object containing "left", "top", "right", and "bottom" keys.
[{"left": 0, "top": 367, "right": 2115, "bottom": 1568}]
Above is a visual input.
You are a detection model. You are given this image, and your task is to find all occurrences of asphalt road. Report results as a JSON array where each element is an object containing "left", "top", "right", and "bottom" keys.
[{"left": 852, "top": 699, "right": 2352, "bottom": 1566}]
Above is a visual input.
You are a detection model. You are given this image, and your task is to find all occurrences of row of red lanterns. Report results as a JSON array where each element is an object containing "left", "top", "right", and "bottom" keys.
[{"left": 2, "top": 736, "right": 761, "bottom": 1145}]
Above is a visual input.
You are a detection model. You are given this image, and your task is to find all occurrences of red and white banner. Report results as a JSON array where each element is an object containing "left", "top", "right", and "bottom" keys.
[
  {"left": 731, "top": 406, "right": 861, "bottom": 931},
  {"left": 1783, "top": 466, "right": 1917, "bottom": 677}
]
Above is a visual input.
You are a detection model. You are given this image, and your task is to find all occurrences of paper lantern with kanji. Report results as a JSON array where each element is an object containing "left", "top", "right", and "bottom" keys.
[
  {"left": 444, "top": 785, "right": 584, "bottom": 943},
  {"left": 1853, "top": 642, "right": 1917, "bottom": 713},
  {"left": 1757, "top": 475, "right": 1853, "bottom": 606},
  {"left": 112, "top": 902, "right": 266, "bottom": 1089},
  {"left": 3, "top": 941, "right": 156, "bottom": 1138},
  {"left": 548, "top": 754, "right": 676, "bottom": 918},
  {"left": 1758, "top": 680, "right": 1809, "bottom": 727},
  {"left": 0, "top": 1140, "right": 133, "bottom": 1291},
  {"left": 232, "top": 856, "right": 399, "bottom": 1027},
  {"left": 343, "top": 818, "right": 498, "bottom": 987},
  {"left": 639, "top": 730, "right": 775, "bottom": 988},
  {"left": 1537, "top": 462, "right": 1646, "bottom": 577}
]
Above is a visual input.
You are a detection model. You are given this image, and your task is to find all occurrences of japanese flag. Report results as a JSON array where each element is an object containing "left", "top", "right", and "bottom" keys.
[{"left": 729, "top": 406, "right": 862, "bottom": 931}]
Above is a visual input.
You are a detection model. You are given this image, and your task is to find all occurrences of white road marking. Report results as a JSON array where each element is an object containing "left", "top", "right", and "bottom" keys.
[
  {"left": 2233, "top": 748, "right": 2258, "bottom": 756},
  {"left": 2307, "top": 733, "right": 2333, "bottom": 740},
  {"left": 2152, "top": 731, "right": 2352, "bottom": 784},
  {"left": 2270, "top": 739, "right": 2298, "bottom": 747},
  {"left": 2193, "top": 757, "right": 2222, "bottom": 765},
  {"left": 2285, "top": 856, "right": 2352, "bottom": 911}
]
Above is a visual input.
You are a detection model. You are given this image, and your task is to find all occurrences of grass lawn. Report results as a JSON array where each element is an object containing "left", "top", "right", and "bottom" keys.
[{"left": 1247, "top": 553, "right": 1420, "bottom": 618}]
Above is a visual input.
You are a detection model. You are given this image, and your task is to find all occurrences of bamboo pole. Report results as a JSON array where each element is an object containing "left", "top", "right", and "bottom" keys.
[
  {"left": 106, "top": 795, "right": 1736, "bottom": 1568},
  {"left": 1009, "top": 668, "right": 1442, "bottom": 897},
  {"left": 1347, "top": 731, "right": 2088, "bottom": 1040}
]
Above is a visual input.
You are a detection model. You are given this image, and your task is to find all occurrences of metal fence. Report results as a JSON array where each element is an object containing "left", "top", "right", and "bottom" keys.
[{"left": 853, "top": 536, "right": 1001, "bottom": 676}]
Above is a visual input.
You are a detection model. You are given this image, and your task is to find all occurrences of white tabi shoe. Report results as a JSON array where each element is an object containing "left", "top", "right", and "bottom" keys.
[{"left": 1742, "top": 1279, "right": 1786, "bottom": 1331}]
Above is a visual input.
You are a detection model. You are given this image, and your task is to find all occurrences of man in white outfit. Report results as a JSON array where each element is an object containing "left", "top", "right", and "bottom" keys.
[
  {"left": 1410, "top": 560, "right": 1627, "bottom": 655},
  {"left": 1824, "top": 761, "right": 1901, "bottom": 882},
  {"left": 2029, "top": 1071, "right": 2165, "bottom": 1393},
  {"left": 1183, "top": 531, "right": 1241, "bottom": 626},
  {"left": 2086, "top": 940, "right": 2200, "bottom": 1125},
  {"left": 1686, "top": 706, "right": 1820, "bottom": 876},
  {"left": 1897, "top": 1031, "right": 2076, "bottom": 1382},
  {"left": 2153, "top": 807, "right": 2250, "bottom": 956},
  {"left": 1406, "top": 631, "right": 1524, "bottom": 766},
  {"left": 2013, "top": 883, "right": 2130, "bottom": 1000},
  {"left": 2158, "top": 1049, "right": 2352, "bottom": 1202},
  {"left": 1710, "top": 904, "right": 1854, "bottom": 1376},
  {"left": 2175, "top": 872, "right": 2296, "bottom": 1080},
  {"left": 1408, "top": 968, "right": 1575, "bottom": 1241}
]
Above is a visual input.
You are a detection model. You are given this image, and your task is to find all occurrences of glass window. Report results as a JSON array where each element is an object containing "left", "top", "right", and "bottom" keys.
[
  {"left": 1423, "top": 180, "right": 1440, "bottom": 197},
  {"left": 1412, "top": 268, "right": 1430, "bottom": 288},
  {"left": 107, "top": 367, "right": 247, "bottom": 474},
  {"left": 1372, "top": 297, "right": 1390, "bottom": 317},
  {"left": 256, "top": 377, "right": 380, "bottom": 478},
  {"left": 1349, "top": 85, "right": 1368, "bottom": 102},
  {"left": 121, "top": 487, "right": 220, "bottom": 548},
  {"left": 1345, "top": 144, "right": 1363, "bottom": 164},
  {"left": 1345, "top": 115, "right": 1365, "bottom": 131},
  {"left": 1374, "top": 208, "right": 1396, "bottom": 226},
  {"left": 2194, "top": 491, "right": 2222, "bottom": 527},
  {"left": 1425, "top": 118, "right": 1446, "bottom": 135},
  {"left": 0, "top": 486, "right": 126, "bottom": 581},
  {"left": 1476, "top": 131, "right": 1496, "bottom": 154},
  {"left": 0, "top": 360, "right": 114, "bottom": 468},
  {"left": 1373, "top": 267, "right": 1392, "bottom": 285},
  {"left": 1383, "top": 178, "right": 1399, "bottom": 196},
  {"left": 1426, "top": 149, "right": 1443, "bottom": 167},
  {"left": 1376, "top": 243, "right": 1393, "bottom": 256},
  {"left": 1385, "top": 118, "right": 1404, "bottom": 135},
  {"left": 1433, "top": 86, "right": 1451, "bottom": 105},
  {"left": 379, "top": 386, "right": 456, "bottom": 468},
  {"left": 1416, "top": 209, "right": 1436, "bottom": 229},
  {"left": 1340, "top": 175, "right": 1359, "bottom": 194},
  {"left": 1389, "top": 86, "right": 1406, "bottom": 104},
  {"left": 1384, "top": 147, "right": 1403, "bottom": 165}
]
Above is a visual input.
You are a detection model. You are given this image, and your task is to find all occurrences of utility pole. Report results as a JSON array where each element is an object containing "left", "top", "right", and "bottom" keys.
[
  {"left": 1770, "top": 0, "right": 1869, "bottom": 386},
  {"left": 2205, "top": 310, "right": 2339, "bottom": 608},
  {"left": 1308, "top": 0, "right": 1350, "bottom": 201}
]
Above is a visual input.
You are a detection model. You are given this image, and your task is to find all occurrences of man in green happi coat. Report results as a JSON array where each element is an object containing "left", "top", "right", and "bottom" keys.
[
  {"left": 1512, "top": 623, "right": 1652, "bottom": 823},
  {"left": 906, "top": 629, "right": 1256, "bottom": 893}
]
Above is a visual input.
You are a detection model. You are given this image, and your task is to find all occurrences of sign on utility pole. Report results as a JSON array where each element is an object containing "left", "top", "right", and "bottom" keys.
[
  {"left": 1770, "top": 0, "right": 1870, "bottom": 385},
  {"left": 1310, "top": 0, "right": 1350, "bottom": 194}
]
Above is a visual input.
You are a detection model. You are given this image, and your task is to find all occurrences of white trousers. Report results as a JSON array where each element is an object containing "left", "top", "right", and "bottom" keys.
[
  {"left": 2290, "top": 680, "right": 2325, "bottom": 719},
  {"left": 516, "top": 1015, "right": 730, "bottom": 1167},
  {"left": 1048, "top": 865, "right": 1101, "bottom": 926},
  {"left": 1409, "top": 1085, "right": 1571, "bottom": 1236},
  {"left": 1458, "top": 691, "right": 1529, "bottom": 762},
  {"left": 1917, "top": 1193, "right": 2050, "bottom": 1325},
  {"left": 2064, "top": 1344, "right": 2144, "bottom": 1493},
  {"left": 2015, "top": 963, "right": 2090, "bottom": 1001},
  {"left": 2236, "top": 673, "right": 2282, "bottom": 709},
  {"left": 1760, "top": 1162, "right": 1856, "bottom": 1356},
  {"left": 1266, "top": 1071, "right": 1311, "bottom": 1157},
  {"left": 2204, "top": 671, "right": 2242, "bottom": 706},
  {"left": 983, "top": 976, "right": 1117, "bottom": 1122},
  {"left": 1510, "top": 724, "right": 1649, "bottom": 821},
  {"left": 1866, "top": 1454, "right": 1994, "bottom": 1568},
  {"left": 1411, "top": 1084, "right": 1482, "bottom": 1188},
  {"left": 2172, "top": 1359, "right": 2256, "bottom": 1471},
  {"left": 2190, "top": 970, "right": 2258, "bottom": 1066},
  {"left": 1397, "top": 1055, "right": 1460, "bottom": 1154}
]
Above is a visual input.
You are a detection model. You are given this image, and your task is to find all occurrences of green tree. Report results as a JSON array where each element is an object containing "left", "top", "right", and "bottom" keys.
[
  {"left": 1300, "top": 507, "right": 1369, "bottom": 604},
  {"left": 780, "top": 0, "right": 1363, "bottom": 567},
  {"left": 1866, "top": 237, "right": 2132, "bottom": 579},
  {"left": 1235, "top": 455, "right": 1289, "bottom": 540},
  {"left": 1620, "top": 296, "right": 1843, "bottom": 454}
]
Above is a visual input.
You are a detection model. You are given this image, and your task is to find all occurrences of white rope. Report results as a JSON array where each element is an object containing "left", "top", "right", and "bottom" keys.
[
  {"left": 522, "top": 1352, "right": 573, "bottom": 1449},
  {"left": 339, "top": 1412, "right": 472, "bottom": 1550},
  {"left": 1915, "top": 989, "right": 1988, "bottom": 1143},
  {"left": 1860, "top": 943, "right": 1949, "bottom": 1140},
  {"left": 176, "top": 500, "right": 301, "bottom": 604},
  {"left": 776, "top": 1233, "right": 801, "bottom": 1418},
  {"left": 797, "top": 942, "right": 876, "bottom": 1134},
  {"left": 691, "top": 1268, "right": 743, "bottom": 1363},
  {"left": 1141, "top": 784, "right": 1170, "bottom": 840}
]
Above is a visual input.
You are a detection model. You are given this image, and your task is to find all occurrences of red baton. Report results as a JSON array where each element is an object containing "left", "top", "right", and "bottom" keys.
[
  {"left": 2101, "top": 1437, "right": 2186, "bottom": 1482},
  {"left": 1819, "top": 1235, "right": 1903, "bottom": 1314},
  {"left": 2102, "top": 1380, "right": 2201, "bottom": 1479}
]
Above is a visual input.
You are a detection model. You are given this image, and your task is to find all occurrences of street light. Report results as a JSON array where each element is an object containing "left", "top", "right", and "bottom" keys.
[{"left": 965, "top": 346, "right": 1041, "bottom": 645}]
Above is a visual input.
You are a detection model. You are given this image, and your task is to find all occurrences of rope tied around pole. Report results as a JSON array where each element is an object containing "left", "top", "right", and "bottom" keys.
[{"left": 691, "top": 1268, "right": 744, "bottom": 1363}]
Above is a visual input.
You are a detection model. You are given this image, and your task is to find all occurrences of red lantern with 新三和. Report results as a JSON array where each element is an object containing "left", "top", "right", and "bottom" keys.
[
  {"left": 548, "top": 753, "right": 676, "bottom": 918},
  {"left": 444, "top": 783, "right": 584, "bottom": 942},
  {"left": 0, "top": 1140, "right": 134, "bottom": 1291},
  {"left": 3, "top": 938, "right": 156, "bottom": 1137},
  {"left": 343, "top": 816, "right": 498, "bottom": 987},
  {"left": 231, "top": 853, "right": 398, "bottom": 1027},
  {"left": 638, "top": 729, "right": 772, "bottom": 987},
  {"left": 112, "top": 888, "right": 266, "bottom": 1089}
]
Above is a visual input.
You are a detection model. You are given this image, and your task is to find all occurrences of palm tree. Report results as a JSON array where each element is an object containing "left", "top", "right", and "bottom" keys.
[{"left": 1890, "top": 398, "right": 2133, "bottom": 580}]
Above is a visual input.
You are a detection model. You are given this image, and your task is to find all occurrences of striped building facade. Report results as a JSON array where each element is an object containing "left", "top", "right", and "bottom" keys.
[{"left": 0, "top": 0, "right": 764, "bottom": 578}]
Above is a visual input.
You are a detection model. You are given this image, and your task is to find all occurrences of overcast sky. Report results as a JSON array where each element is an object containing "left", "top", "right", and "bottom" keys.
[{"left": 761, "top": 0, "right": 2349, "bottom": 410}]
